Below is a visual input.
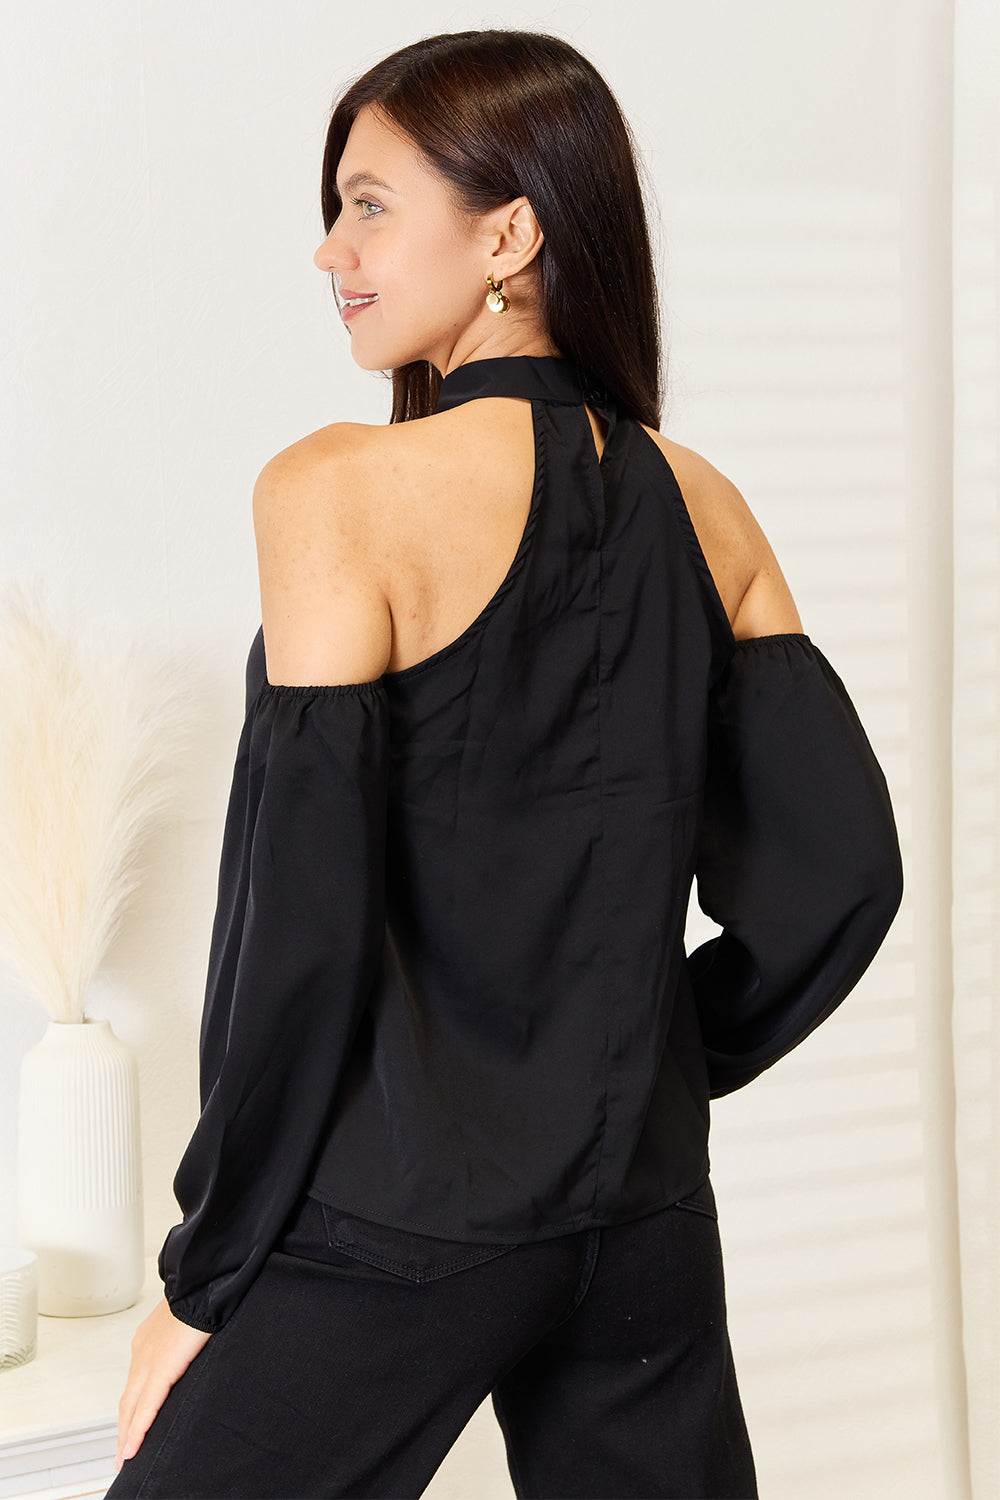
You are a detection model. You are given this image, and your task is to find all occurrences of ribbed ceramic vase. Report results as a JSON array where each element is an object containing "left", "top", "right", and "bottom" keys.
[{"left": 17, "top": 1018, "right": 144, "bottom": 1315}]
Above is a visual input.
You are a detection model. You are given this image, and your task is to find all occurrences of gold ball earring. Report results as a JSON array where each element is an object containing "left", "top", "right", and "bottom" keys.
[{"left": 485, "top": 274, "right": 511, "bottom": 314}]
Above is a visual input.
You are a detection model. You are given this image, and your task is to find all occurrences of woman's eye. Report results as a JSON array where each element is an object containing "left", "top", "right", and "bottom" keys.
[{"left": 352, "top": 197, "right": 382, "bottom": 220}]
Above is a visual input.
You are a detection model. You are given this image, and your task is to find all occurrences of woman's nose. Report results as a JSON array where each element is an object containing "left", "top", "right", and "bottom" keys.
[{"left": 313, "top": 222, "right": 356, "bottom": 273}]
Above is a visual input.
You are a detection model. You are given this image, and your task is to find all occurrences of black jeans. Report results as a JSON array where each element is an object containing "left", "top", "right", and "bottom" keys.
[{"left": 106, "top": 1179, "right": 756, "bottom": 1499}]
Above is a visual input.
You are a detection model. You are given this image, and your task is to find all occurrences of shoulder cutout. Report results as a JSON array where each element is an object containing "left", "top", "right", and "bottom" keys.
[
  {"left": 252, "top": 426, "right": 393, "bottom": 687},
  {"left": 640, "top": 427, "right": 803, "bottom": 640}
]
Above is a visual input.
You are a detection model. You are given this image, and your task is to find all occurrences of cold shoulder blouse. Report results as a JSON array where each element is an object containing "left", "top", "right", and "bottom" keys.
[{"left": 158, "top": 355, "right": 903, "bottom": 1334}]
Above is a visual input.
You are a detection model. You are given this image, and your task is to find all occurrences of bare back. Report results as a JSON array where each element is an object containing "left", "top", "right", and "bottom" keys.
[
  {"left": 253, "top": 395, "right": 799, "bottom": 688},
  {"left": 370, "top": 399, "right": 608, "bottom": 676}
]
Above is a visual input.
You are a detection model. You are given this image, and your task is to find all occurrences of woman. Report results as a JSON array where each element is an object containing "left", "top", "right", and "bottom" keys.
[{"left": 108, "top": 29, "right": 902, "bottom": 1500}]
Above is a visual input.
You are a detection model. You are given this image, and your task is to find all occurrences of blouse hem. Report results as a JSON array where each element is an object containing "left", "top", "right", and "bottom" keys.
[{"left": 304, "top": 1163, "right": 713, "bottom": 1246}]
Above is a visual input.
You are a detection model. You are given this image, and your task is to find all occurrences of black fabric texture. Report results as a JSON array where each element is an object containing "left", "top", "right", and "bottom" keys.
[
  {"left": 117, "top": 1190, "right": 757, "bottom": 1499},
  {"left": 689, "top": 633, "right": 904, "bottom": 1095},
  {"left": 157, "top": 355, "right": 903, "bottom": 1333}
]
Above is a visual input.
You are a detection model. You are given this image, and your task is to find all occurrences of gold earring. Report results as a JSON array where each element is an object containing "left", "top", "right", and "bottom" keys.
[{"left": 485, "top": 274, "right": 510, "bottom": 314}]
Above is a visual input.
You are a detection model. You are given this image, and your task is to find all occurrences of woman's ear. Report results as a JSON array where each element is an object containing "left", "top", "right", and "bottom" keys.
[{"left": 486, "top": 197, "right": 545, "bottom": 277}]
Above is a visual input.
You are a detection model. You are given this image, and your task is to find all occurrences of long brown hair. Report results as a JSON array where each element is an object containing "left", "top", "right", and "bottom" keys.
[{"left": 321, "top": 31, "right": 663, "bottom": 427}]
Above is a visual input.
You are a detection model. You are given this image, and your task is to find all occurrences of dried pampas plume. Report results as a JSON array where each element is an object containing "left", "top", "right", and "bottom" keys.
[{"left": 0, "top": 584, "right": 193, "bottom": 1022}]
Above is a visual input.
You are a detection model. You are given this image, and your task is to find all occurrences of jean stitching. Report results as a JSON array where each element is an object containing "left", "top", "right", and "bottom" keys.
[
  {"left": 671, "top": 1177, "right": 718, "bottom": 1221},
  {"left": 548, "top": 1229, "right": 601, "bottom": 1330},
  {"left": 672, "top": 1199, "right": 718, "bottom": 1221},
  {"left": 318, "top": 1199, "right": 517, "bottom": 1281},
  {"left": 324, "top": 1233, "right": 514, "bottom": 1281}
]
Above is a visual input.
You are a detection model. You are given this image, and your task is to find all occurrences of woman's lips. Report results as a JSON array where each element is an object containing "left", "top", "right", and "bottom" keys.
[{"left": 338, "top": 291, "right": 379, "bottom": 323}]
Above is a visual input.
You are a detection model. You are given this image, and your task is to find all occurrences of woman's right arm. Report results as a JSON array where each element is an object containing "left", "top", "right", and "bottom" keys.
[{"left": 688, "top": 633, "right": 903, "bottom": 1095}]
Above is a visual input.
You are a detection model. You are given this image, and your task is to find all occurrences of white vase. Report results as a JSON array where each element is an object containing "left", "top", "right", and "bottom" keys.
[{"left": 17, "top": 1018, "right": 144, "bottom": 1316}]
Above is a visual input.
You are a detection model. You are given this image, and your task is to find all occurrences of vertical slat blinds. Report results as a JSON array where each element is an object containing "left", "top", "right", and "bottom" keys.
[{"left": 674, "top": 190, "right": 939, "bottom": 1497}]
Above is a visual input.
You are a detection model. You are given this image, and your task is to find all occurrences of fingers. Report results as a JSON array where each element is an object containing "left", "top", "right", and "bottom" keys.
[
  {"left": 116, "top": 1360, "right": 140, "bottom": 1470},
  {"left": 113, "top": 1298, "right": 214, "bottom": 1474},
  {"left": 116, "top": 1369, "right": 172, "bottom": 1471},
  {"left": 116, "top": 1355, "right": 152, "bottom": 1471}
]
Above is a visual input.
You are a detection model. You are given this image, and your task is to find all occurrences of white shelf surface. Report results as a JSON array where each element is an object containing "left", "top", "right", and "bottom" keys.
[{"left": 0, "top": 1256, "right": 162, "bottom": 1499}]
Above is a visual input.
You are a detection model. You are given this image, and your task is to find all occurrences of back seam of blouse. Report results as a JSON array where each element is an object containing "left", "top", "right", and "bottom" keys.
[{"left": 588, "top": 532, "right": 615, "bottom": 1218}]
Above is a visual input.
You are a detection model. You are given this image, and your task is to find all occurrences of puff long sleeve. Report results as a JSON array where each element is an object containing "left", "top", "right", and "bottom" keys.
[
  {"left": 688, "top": 634, "right": 903, "bottom": 1098},
  {"left": 157, "top": 664, "right": 390, "bottom": 1333}
]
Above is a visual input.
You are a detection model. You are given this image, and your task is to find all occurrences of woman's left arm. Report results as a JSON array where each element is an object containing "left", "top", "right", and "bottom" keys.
[
  {"left": 115, "top": 451, "right": 392, "bottom": 1473},
  {"left": 156, "top": 674, "right": 391, "bottom": 1331},
  {"left": 157, "top": 447, "right": 394, "bottom": 1332}
]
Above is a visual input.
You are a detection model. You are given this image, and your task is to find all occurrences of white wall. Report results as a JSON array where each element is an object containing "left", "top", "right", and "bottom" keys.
[{"left": 0, "top": 3, "right": 971, "bottom": 1497}]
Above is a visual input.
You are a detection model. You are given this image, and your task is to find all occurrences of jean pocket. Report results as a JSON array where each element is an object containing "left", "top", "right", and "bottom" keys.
[
  {"left": 316, "top": 1200, "right": 519, "bottom": 1283},
  {"left": 670, "top": 1176, "right": 718, "bottom": 1221}
]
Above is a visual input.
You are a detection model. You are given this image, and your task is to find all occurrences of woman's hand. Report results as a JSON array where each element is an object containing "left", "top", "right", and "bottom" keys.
[{"left": 115, "top": 1296, "right": 213, "bottom": 1472}]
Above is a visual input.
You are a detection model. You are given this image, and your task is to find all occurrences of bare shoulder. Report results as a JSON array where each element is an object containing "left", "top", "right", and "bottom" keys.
[
  {"left": 254, "top": 420, "right": 388, "bottom": 531},
  {"left": 639, "top": 425, "right": 803, "bottom": 639},
  {"left": 251, "top": 405, "right": 525, "bottom": 685},
  {"left": 255, "top": 401, "right": 500, "bottom": 499},
  {"left": 253, "top": 403, "right": 513, "bottom": 546},
  {"left": 252, "top": 422, "right": 395, "bottom": 687}
]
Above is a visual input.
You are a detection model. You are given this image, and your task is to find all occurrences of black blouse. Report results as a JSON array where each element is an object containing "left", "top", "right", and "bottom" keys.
[{"left": 159, "top": 356, "right": 903, "bottom": 1333}]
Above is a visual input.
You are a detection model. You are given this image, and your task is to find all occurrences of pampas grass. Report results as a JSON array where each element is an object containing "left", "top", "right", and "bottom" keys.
[{"left": 0, "top": 584, "right": 192, "bottom": 1022}]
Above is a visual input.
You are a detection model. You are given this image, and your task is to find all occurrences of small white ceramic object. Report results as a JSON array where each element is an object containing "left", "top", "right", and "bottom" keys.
[{"left": 0, "top": 1248, "right": 38, "bottom": 1369}]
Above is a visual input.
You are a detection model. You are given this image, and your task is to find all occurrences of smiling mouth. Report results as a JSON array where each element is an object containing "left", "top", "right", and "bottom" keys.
[{"left": 340, "top": 294, "right": 379, "bottom": 309}]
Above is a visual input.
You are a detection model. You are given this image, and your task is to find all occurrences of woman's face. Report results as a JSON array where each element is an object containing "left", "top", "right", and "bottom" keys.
[{"left": 314, "top": 104, "right": 542, "bottom": 375}]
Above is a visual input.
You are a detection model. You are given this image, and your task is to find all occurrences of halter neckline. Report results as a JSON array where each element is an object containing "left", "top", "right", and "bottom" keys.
[{"left": 436, "top": 355, "right": 614, "bottom": 415}]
